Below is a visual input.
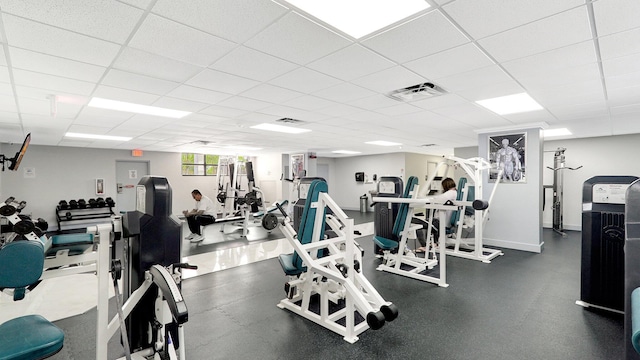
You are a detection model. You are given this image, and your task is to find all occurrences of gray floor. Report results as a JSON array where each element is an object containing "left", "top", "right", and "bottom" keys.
[{"left": 50, "top": 214, "right": 623, "bottom": 360}]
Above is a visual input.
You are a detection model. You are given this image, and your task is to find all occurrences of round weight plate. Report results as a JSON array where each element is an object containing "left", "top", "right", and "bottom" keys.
[
  {"left": 0, "top": 205, "right": 16, "bottom": 216},
  {"left": 262, "top": 213, "right": 278, "bottom": 230},
  {"left": 13, "top": 220, "right": 35, "bottom": 235},
  {"left": 216, "top": 192, "right": 226, "bottom": 204},
  {"left": 245, "top": 192, "right": 257, "bottom": 206}
]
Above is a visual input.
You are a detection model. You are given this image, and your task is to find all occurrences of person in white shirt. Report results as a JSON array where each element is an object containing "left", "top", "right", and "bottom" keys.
[
  {"left": 416, "top": 177, "right": 457, "bottom": 252},
  {"left": 183, "top": 189, "right": 216, "bottom": 243}
]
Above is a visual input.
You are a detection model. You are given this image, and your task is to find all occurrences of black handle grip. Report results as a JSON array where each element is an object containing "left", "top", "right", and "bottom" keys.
[{"left": 275, "top": 202, "right": 288, "bottom": 217}]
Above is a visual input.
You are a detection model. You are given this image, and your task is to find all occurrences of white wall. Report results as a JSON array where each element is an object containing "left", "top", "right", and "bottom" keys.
[
  {"left": 253, "top": 152, "right": 282, "bottom": 203},
  {"left": 329, "top": 152, "right": 406, "bottom": 210},
  {"left": 543, "top": 133, "right": 640, "bottom": 231},
  {"left": 0, "top": 145, "right": 274, "bottom": 230}
]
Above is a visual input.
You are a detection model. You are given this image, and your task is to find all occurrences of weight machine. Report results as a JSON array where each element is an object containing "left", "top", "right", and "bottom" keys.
[
  {"left": 276, "top": 180, "right": 398, "bottom": 343},
  {"left": 419, "top": 156, "right": 503, "bottom": 263},
  {"left": 544, "top": 148, "right": 582, "bottom": 236}
]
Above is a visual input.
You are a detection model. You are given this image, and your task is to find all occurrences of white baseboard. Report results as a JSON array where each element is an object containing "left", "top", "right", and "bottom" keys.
[{"left": 483, "top": 237, "right": 544, "bottom": 253}]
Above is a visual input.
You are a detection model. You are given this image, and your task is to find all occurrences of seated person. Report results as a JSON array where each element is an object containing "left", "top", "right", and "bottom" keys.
[
  {"left": 416, "top": 177, "right": 457, "bottom": 252},
  {"left": 183, "top": 189, "right": 216, "bottom": 243}
]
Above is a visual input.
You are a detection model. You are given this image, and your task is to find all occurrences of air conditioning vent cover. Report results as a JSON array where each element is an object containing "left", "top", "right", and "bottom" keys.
[
  {"left": 276, "top": 117, "right": 305, "bottom": 124},
  {"left": 386, "top": 82, "right": 447, "bottom": 102}
]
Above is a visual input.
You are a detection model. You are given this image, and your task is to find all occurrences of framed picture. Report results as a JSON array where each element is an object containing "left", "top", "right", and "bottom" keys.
[
  {"left": 488, "top": 133, "right": 526, "bottom": 183},
  {"left": 96, "top": 178, "right": 105, "bottom": 195},
  {"left": 290, "top": 153, "right": 306, "bottom": 179}
]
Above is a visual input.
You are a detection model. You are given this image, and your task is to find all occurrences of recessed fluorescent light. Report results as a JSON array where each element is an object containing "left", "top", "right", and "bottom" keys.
[
  {"left": 88, "top": 97, "right": 191, "bottom": 118},
  {"left": 282, "top": 0, "right": 430, "bottom": 39},
  {"left": 365, "top": 140, "right": 402, "bottom": 147},
  {"left": 332, "top": 150, "right": 362, "bottom": 155},
  {"left": 250, "top": 123, "right": 311, "bottom": 134},
  {"left": 544, "top": 128, "right": 572, "bottom": 137},
  {"left": 476, "top": 93, "right": 543, "bottom": 115},
  {"left": 65, "top": 132, "right": 132, "bottom": 141}
]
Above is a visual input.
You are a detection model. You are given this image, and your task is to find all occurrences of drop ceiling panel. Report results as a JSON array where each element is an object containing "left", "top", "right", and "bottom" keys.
[
  {"left": 199, "top": 105, "right": 249, "bottom": 118},
  {"left": 270, "top": 67, "right": 342, "bottom": 94},
  {"left": 547, "top": 101, "right": 608, "bottom": 121},
  {"left": 478, "top": 7, "right": 592, "bottom": 62},
  {"left": 316, "top": 103, "right": 364, "bottom": 117},
  {"left": 92, "top": 85, "right": 159, "bottom": 105},
  {"left": 0, "top": 110, "right": 20, "bottom": 124},
  {"left": 349, "top": 94, "right": 400, "bottom": 110},
  {"left": 113, "top": 48, "right": 203, "bottom": 83},
  {"left": 152, "top": 96, "right": 210, "bottom": 113},
  {"left": 0, "top": 94, "right": 17, "bottom": 113},
  {"left": 593, "top": 0, "right": 640, "bottom": 36},
  {"left": 165, "top": 85, "right": 232, "bottom": 105},
  {"left": 529, "top": 79, "right": 605, "bottom": 108},
  {"left": 215, "top": 96, "right": 273, "bottom": 112},
  {"left": 244, "top": 12, "right": 351, "bottom": 65},
  {"left": 307, "top": 44, "right": 395, "bottom": 81},
  {"left": 405, "top": 43, "right": 494, "bottom": 80},
  {"left": 259, "top": 105, "right": 329, "bottom": 122},
  {"left": 13, "top": 70, "right": 95, "bottom": 96},
  {"left": 2, "top": 15, "right": 120, "bottom": 66},
  {"left": 608, "top": 84, "right": 640, "bottom": 107},
  {"left": 152, "top": 0, "right": 288, "bottom": 44},
  {"left": 374, "top": 103, "right": 422, "bottom": 117},
  {"left": 211, "top": 46, "right": 298, "bottom": 82},
  {"left": 362, "top": 10, "right": 469, "bottom": 64},
  {"left": 239, "top": 84, "right": 304, "bottom": 103},
  {"left": 186, "top": 69, "right": 259, "bottom": 95},
  {"left": 102, "top": 69, "right": 179, "bottom": 95},
  {"left": 606, "top": 70, "right": 640, "bottom": 90},
  {"left": 9, "top": 48, "right": 106, "bottom": 83},
  {"left": 128, "top": 14, "right": 236, "bottom": 66},
  {"left": 311, "top": 83, "right": 376, "bottom": 103},
  {"left": 0, "top": 0, "right": 143, "bottom": 43},
  {"left": 443, "top": 0, "right": 583, "bottom": 39},
  {"left": 282, "top": 95, "right": 337, "bottom": 111},
  {"left": 456, "top": 81, "right": 525, "bottom": 103},
  {"left": 598, "top": 28, "right": 640, "bottom": 61},
  {"left": 351, "top": 66, "right": 427, "bottom": 93},
  {"left": 602, "top": 53, "right": 640, "bottom": 77},
  {"left": 72, "top": 115, "right": 125, "bottom": 128},
  {"left": 502, "top": 41, "right": 597, "bottom": 77},
  {"left": 515, "top": 63, "right": 602, "bottom": 90},
  {"left": 67, "top": 125, "right": 113, "bottom": 134}
]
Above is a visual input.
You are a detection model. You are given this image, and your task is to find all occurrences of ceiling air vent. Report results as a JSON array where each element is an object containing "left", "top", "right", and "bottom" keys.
[
  {"left": 386, "top": 82, "right": 447, "bottom": 102},
  {"left": 276, "top": 117, "right": 305, "bottom": 124},
  {"left": 420, "top": 143, "right": 437, "bottom": 147}
]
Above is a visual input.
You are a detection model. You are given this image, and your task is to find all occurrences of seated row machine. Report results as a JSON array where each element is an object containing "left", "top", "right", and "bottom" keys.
[{"left": 276, "top": 179, "right": 398, "bottom": 343}]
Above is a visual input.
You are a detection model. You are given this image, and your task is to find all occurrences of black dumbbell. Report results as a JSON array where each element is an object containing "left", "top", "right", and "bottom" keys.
[
  {"left": 88, "top": 198, "right": 97, "bottom": 208},
  {"left": 58, "top": 200, "right": 69, "bottom": 210},
  {"left": 105, "top": 197, "right": 115, "bottom": 207},
  {"left": 69, "top": 200, "right": 79, "bottom": 209},
  {"left": 77, "top": 199, "right": 87, "bottom": 209},
  {"left": 96, "top": 197, "right": 106, "bottom": 207},
  {"left": 35, "top": 218, "right": 48, "bottom": 232}
]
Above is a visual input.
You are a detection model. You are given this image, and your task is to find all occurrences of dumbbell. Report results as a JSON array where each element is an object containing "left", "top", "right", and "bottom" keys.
[
  {"left": 96, "top": 197, "right": 106, "bottom": 208},
  {"left": 88, "top": 198, "right": 98, "bottom": 208},
  {"left": 58, "top": 200, "right": 69, "bottom": 210},
  {"left": 35, "top": 218, "right": 49, "bottom": 232},
  {"left": 105, "top": 197, "right": 115, "bottom": 207},
  {"left": 77, "top": 199, "right": 87, "bottom": 209},
  {"left": 69, "top": 200, "right": 79, "bottom": 209}
]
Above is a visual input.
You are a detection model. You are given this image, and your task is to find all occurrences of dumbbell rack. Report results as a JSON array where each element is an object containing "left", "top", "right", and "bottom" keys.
[{"left": 56, "top": 202, "right": 115, "bottom": 232}]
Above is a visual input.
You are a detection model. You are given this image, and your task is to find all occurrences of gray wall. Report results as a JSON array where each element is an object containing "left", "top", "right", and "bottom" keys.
[{"left": 479, "top": 128, "right": 544, "bottom": 253}]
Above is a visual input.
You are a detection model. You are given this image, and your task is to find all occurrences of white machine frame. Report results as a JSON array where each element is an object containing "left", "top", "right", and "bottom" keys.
[
  {"left": 421, "top": 156, "right": 504, "bottom": 263},
  {"left": 277, "top": 191, "right": 395, "bottom": 343}
]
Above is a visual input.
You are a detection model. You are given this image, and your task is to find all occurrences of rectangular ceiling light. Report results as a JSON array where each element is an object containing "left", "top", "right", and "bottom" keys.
[
  {"left": 332, "top": 150, "right": 362, "bottom": 154},
  {"left": 250, "top": 123, "right": 311, "bottom": 134},
  {"left": 282, "top": 0, "right": 430, "bottom": 39},
  {"left": 476, "top": 93, "right": 543, "bottom": 115},
  {"left": 88, "top": 97, "right": 191, "bottom": 118},
  {"left": 65, "top": 132, "right": 132, "bottom": 141},
  {"left": 544, "top": 128, "right": 572, "bottom": 137},
  {"left": 365, "top": 140, "right": 402, "bottom": 146}
]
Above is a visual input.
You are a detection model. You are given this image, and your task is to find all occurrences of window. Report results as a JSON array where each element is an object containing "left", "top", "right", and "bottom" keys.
[{"left": 181, "top": 153, "right": 219, "bottom": 176}]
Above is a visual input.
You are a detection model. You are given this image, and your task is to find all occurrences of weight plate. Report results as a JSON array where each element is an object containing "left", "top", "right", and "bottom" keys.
[{"left": 262, "top": 213, "right": 278, "bottom": 230}]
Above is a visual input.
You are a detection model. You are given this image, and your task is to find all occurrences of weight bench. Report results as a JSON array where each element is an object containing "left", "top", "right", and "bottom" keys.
[
  {"left": 277, "top": 179, "right": 398, "bottom": 343},
  {"left": 0, "top": 239, "right": 65, "bottom": 360}
]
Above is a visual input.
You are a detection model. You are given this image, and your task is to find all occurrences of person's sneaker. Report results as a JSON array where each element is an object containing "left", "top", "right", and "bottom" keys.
[
  {"left": 190, "top": 234, "right": 204, "bottom": 243},
  {"left": 184, "top": 233, "right": 195, "bottom": 240}
]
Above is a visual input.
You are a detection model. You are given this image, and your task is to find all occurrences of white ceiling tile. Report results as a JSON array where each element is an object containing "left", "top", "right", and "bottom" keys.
[
  {"left": 599, "top": 28, "right": 640, "bottom": 61},
  {"left": 410, "top": 93, "right": 469, "bottom": 110},
  {"left": 13, "top": 69, "right": 95, "bottom": 96},
  {"left": 186, "top": 69, "right": 259, "bottom": 95},
  {"left": 593, "top": 0, "right": 640, "bottom": 36},
  {"left": 129, "top": 14, "right": 236, "bottom": 67},
  {"left": 119, "top": 0, "right": 152, "bottom": 9},
  {"left": 216, "top": 96, "right": 273, "bottom": 112},
  {"left": 2, "top": 15, "right": 120, "bottom": 66},
  {"left": 165, "top": 85, "right": 231, "bottom": 105},
  {"left": 343, "top": 110, "right": 388, "bottom": 123},
  {"left": 282, "top": 95, "right": 337, "bottom": 111},
  {"left": 478, "top": 7, "right": 592, "bottom": 62},
  {"left": 606, "top": 70, "right": 640, "bottom": 90},
  {"left": 443, "top": 0, "right": 584, "bottom": 39},
  {"left": 240, "top": 84, "right": 304, "bottom": 103},
  {"left": 405, "top": 43, "right": 494, "bottom": 80},
  {"left": 316, "top": 103, "right": 363, "bottom": 117},
  {"left": 0, "top": 0, "right": 143, "bottom": 43},
  {"left": 211, "top": 46, "right": 298, "bottom": 82},
  {"left": 102, "top": 69, "right": 179, "bottom": 96},
  {"left": 351, "top": 66, "right": 426, "bottom": 93},
  {"left": 21, "top": 114, "right": 73, "bottom": 128},
  {"left": 113, "top": 47, "right": 203, "bottom": 83},
  {"left": 152, "top": 97, "right": 210, "bottom": 113},
  {"left": 612, "top": 112, "right": 640, "bottom": 135},
  {"left": 502, "top": 41, "right": 597, "bottom": 78},
  {"left": 0, "top": 110, "right": 20, "bottom": 124},
  {"left": 529, "top": 79, "right": 605, "bottom": 107},
  {"left": 516, "top": 63, "right": 602, "bottom": 90},
  {"left": 0, "top": 81, "right": 13, "bottom": 97},
  {"left": 430, "top": 65, "right": 515, "bottom": 94},
  {"left": 608, "top": 84, "right": 640, "bottom": 107},
  {"left": 500, "top": 109, "right": 557, "bottom": 124},
  {"left": 0, "top": 94, "right": 17, "bottom": 113},
  {"left": 311, "top": 83, "right": 376, "bottom": 103},
  {"left": 0, "top": 47, "right": 6, "bottom": 66},
  {"left": 362, "top": 10, "right": 469, "bottom": 64},
  {"left": 92, "top": 85, "right": 159, "bottom": 105},
  {"left": 200, "top": 105, "right": 249, "bottom": 118},
  {"left": 152, "top": 0, "right": 288, "bottom": 43},
  {"left": 270, "top": 67, "right": 342, "bottom": 94},
  {"left": 602, "top": 52, "right": 640, "bottom": 77},
  {"left": 244, "top": 12, "right": 351, "bottom": 65},
  {"left": 0, "top": 67, "right": 10, "bottom": 84},
  {"left": 259, "top": 105, "right": 328, "bottom": 122},
  {"left": 307, "top": 44, "right": 395, "bottom": 81},
  {"left": 67, "top": 125, "right": 113, "bottom": 134},
  {"left": 349, "top": 94, "right": 402, "bottom": 110},
  {"left": 456, "top": 81, "right": 525, "bottom": 103},
  {"left": 9, "top": 47, "right": 106, "bottom": 83},
  {"left": 73, "top": 112, "right": 127, "bottom": 127},
  {"left": 374, "top": 103, "right": 423, "bottom": 117}
]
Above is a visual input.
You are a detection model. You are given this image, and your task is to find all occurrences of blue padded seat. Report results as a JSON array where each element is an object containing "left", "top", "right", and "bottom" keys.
[
  {"left": 631, "top": 287, "right": 640, "bottom": 354},
  {"left": 372, "top": 176, "right": 419, "bottom": 251},
  {"left": 0, "top": 239, "right": 65, "bottom": 360},
  {"left": 445, "top": 177, "right": 467, "bottom": 234},
  {"left": 0, "top": 315, "right": 64, "bottom": 360},
  {"left": 47, "top": 233, "right": 94, "bottom": 256},
  {"left": 278, "top": 180, "right": 328, "bottom": 276}
]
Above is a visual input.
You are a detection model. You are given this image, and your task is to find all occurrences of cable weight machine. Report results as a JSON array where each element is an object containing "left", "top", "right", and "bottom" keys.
[{"left": 544, "top": 148, "right": 582, "bottom": 236}]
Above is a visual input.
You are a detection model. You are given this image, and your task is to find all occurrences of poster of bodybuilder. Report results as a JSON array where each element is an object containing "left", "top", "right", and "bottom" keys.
[{"left": 488, "top": 133, "right": 526, "bottom": 183}]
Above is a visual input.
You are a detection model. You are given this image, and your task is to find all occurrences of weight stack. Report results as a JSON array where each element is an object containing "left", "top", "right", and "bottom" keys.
[{"left": 373, "top": 177, "right": 403, "bottom": 255}]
